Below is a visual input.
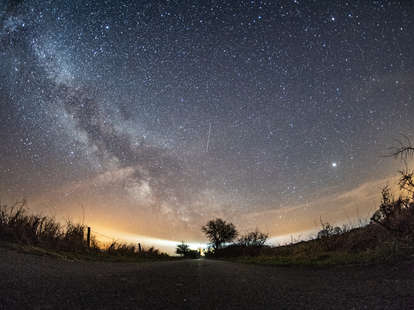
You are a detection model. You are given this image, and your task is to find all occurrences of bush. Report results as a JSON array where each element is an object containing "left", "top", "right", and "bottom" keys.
[
  {"left": 176, "top": 242, "right": 200, "bottom": 258},
  {"left": 371, "top": 185, "right": 414, "bottom": 236},
  {"left": 238, "top": 229, "right": 268, "bottom": 247}
]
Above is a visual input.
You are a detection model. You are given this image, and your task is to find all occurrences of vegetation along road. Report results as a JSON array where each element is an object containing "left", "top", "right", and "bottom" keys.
[{"left": 0, "top": 248, "right": 413, "bottom": 309}]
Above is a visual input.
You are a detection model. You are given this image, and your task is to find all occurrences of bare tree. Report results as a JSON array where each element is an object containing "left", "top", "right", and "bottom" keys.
[
  {"left": 388, "top": 137, "right": 414, "bottom": 197},
  {"left": 388, "top": 135, "right": 414, "bottom": 159}
]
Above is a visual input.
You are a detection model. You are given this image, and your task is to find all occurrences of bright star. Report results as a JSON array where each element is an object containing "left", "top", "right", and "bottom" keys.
[{"left": 332, "top": 162, "right": 337, "bottom": 168}]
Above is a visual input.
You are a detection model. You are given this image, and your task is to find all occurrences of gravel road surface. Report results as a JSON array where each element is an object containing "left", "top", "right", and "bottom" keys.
[{"left": 0, "top": 247, "right": 413, "bottom": 309}]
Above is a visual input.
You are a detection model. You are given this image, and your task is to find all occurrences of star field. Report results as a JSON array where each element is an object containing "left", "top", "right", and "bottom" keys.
[{"left": 1, "top": 0, "right": 414, "bottom": 241}]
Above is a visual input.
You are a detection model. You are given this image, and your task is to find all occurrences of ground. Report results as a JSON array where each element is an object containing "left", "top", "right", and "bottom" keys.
[{"left": 0, "top": 247, "right": 413, "bottom": 309}]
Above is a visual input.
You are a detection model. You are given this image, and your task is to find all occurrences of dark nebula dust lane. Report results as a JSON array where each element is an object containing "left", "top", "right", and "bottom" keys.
[{"left": 1, "top": 0, "right": 414, "bottom": 243}]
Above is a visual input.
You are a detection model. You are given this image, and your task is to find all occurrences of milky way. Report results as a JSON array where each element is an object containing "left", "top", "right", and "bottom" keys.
[{"left": 1, "top": 0, "right": 414, "bottom": 241}]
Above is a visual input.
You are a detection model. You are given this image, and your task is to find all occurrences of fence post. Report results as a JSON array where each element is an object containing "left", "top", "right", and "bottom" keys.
[
  {"left": 87, "top": 227, "right": 91, "bottom": 248},
  {"left": 138, "top": 243, "right": 142, "bottom": 253}
]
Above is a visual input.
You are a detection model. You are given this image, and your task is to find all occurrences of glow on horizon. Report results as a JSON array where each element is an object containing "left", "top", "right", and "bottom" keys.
[
  {"left": 92, "top": 225, "right": 320, "bottom": 253},
  {"left": 91, "top": 226, "right": 207, "bottom": 254}
]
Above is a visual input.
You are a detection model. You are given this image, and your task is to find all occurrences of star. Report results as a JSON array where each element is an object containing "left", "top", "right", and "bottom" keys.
[{"left": 0, "top": 0, "right": 413, "bottom": 246}]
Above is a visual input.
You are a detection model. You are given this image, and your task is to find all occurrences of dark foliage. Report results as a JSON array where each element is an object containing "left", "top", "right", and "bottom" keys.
[
  {"left": 371, "top": 185, "right": 414, "bottom": 236},
  {"left": 317, "top": 220, "right": 344, "bottom": 250},
  {"left": 201, "top": 218, "right": 238, "bottom": 250},
  {"left": 238, "top": 229, "right": 268, "bottom": 247},
  {"left": 176, "top": 241, "right": 190, "bottom": 256},
  {"left": 175, "top": 241, "right": 200, "bottom": 258}
]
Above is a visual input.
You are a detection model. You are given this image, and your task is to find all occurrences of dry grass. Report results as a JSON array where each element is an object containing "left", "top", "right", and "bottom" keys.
[{"left": 0, "top": 200, "right": 169, "bottom": 260}]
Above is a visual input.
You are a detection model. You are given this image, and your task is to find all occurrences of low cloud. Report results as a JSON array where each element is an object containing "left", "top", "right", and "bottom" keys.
[{"left": 240, "top": 174, "right": 403, "bottom": 238}]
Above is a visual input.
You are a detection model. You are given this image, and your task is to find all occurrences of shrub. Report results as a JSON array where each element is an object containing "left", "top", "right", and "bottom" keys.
[
  {"left": 371, "top": 185, "right": 414, "bottom": 236},
  {"left": 238, "top": 229, "right": 269, "bottom": 247}
]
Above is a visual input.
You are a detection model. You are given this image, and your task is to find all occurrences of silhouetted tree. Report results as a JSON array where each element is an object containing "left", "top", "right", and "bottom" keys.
[
  {"left": 176, "top": 242, "right": 201, "bottom": 258},
  {"left": 176, "top": 241, "right": 190, "bottom": 256},
  {"left": 201, "top": 218, "right": 238, "bottom": 250},
  {"left": 238, "top": 229, "right": 268, "bottom": 247},
  {"left": 317, "top": 220, "right": 343, "bottom": 239}
]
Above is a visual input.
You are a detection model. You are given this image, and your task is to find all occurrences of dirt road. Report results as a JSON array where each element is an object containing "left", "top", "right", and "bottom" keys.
[{"left": 0, "top": 247, "right": 413, "bottom": 309}]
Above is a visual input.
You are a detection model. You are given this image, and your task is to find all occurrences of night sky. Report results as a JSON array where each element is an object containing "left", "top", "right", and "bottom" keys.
[{"left": 1, "top": 0, "right": 414, "bottom": 244}]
